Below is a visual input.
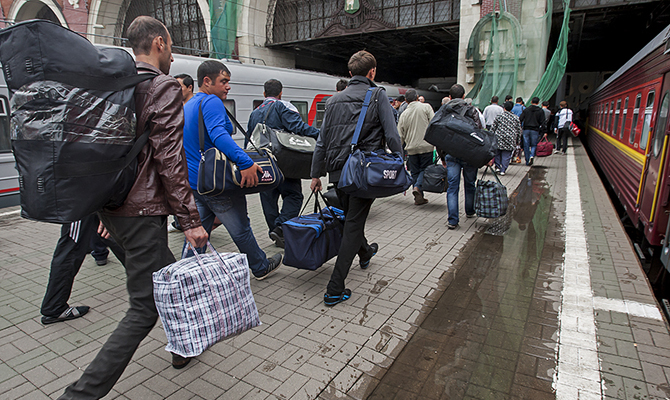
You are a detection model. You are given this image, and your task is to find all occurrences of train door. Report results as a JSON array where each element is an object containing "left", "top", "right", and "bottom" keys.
[{"left": 639, "top": 73, "right": 670, "bottom": 243}]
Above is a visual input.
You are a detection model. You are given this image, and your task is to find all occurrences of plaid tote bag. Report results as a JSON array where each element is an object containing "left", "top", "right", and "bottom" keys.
[
  {"left": 153, "top": 243, "right": 261, "bottom": 358},
  {"left": 475, "top": 166, "right": 509, "bottom": 219}
]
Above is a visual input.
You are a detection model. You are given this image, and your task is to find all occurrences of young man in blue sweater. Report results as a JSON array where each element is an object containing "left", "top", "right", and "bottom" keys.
[{"left": 182, "top": 60, "right": 282, "bottom": 280}]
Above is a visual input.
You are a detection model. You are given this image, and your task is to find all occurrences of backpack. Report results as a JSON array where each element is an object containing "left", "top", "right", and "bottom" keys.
[
  {"left": 0, "top": 20, "right": 156, "bottom": 223},
  {"left": 424, "top": 103, "right": 497, "bottom": 168}
]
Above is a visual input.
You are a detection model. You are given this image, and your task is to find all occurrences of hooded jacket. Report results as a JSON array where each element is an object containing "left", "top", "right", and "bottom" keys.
[{"left": 310, "top": 76, "right": 402, "bottom": 182}]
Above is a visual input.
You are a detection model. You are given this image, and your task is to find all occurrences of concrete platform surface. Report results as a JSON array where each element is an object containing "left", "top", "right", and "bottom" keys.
[{"left": 1, "top": 137, "right": 669, "bottom": 400}]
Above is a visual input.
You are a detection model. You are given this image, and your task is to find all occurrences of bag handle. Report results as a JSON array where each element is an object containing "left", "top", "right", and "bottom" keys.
[
  {"left": 350, "top": 88, "right": 375, "bottom": 151},
  {"left": 480, "top": 165, "right": 503, "bottom": 186}
]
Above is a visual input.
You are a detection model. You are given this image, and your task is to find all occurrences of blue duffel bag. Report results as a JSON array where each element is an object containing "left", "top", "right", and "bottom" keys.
[
  {"left": 283, "top": 191, "right": 345, "bottom": 270},
  {"left": 338, "top": 88, "right": 411, "bottom": 199}
]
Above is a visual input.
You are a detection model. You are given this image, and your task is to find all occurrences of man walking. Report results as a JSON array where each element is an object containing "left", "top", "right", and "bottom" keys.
[
  {"left": 182, "top": 60, "right": 283, "bottom": 278},
  {"left": 311, "top": 50, "right": 402, "bottom": 306},
  {"left": 175, "top": 73, "right": 194, "bottom": 104},
  {"left": 442, "top": 84, "right": 482, "bottom": 230},
  {"left": 248, "top": 79, "right": 319, "bottom": 248},
  {"left": 59, "top": 16, "right": 209, "bottom": 399},
  {"left": 397, "top": 88, "right": 434, "bottom": 205},
  {"left": 512, "top": 97, "right": 525, "bottom": 117},
  {"left": 483, "top": 96, "right": 504, "bottom": 130},
  {"left": 519, "top": 97, "right": 546, "bottom": 166},
  {"left": 555, "top": 100, "right": 573, "bottom": 154}
]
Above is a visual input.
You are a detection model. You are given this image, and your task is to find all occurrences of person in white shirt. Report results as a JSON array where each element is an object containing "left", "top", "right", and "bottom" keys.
[
  {"left": 554, "top": 100, "right": 573, "bottom": 154},
  {"left": 483, "top": 96, "right": 504, "bottom": 129}
]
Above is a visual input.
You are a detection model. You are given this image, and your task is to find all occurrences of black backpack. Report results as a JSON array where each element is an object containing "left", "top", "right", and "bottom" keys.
[
  {"left": 424, "top": 103, "right": 497, "bottom": 168},
  {"left": 0, "top": 20, "right": 156, "bottom": 223}
]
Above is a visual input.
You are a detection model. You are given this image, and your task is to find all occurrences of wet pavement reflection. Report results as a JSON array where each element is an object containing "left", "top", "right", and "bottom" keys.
[{"left": 369, "top": 167, "right": 565, "bottom": 400}]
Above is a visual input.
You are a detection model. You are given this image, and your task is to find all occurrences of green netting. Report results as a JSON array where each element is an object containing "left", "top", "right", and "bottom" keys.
[
  {"left": 466, "top": 0, "right": 569, "bottom": 108},
  {"left": 210, "top": 0, "right": 238, "bottom": 59},
  {"left": 530, "top": 0, "right": 571, "bottom": 101}
]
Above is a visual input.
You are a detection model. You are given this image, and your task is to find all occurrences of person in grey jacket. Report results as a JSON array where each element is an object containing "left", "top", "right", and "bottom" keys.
[{"left": 310, "top": 50, "right": 402, "bottom": 306}]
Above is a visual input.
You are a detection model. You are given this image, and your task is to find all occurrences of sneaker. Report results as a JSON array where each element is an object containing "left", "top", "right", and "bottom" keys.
[
  {"left": 528, "top": 157, "right": 534, "bottom": 166},
  {"left": 466, "top": 213, "right": 476, "bottom": 218},
  {"left": 324, "top": 288, "right": 352, "bottom": 306},
  {"left": 553, "top": 150, "right": 561, "bottom": 154},
  {"left": 499, "top": 171, "right": 505, "bottom": 176},
  {"left": 171, "top": 352, "right": 193, "bottom": 369},
  {"left": 360, "top": 243, "right": 378, "bottom": 269},
  {"left": 269, "top": 226, "right": 285, "bottom": 248},
  {"left": 41, "top": 306, "right": 90, "bottom": 325},
  {"left": 95, "top": 258, "right": 107, "bottom": 266},
  {"left": 447, "top": 223, "right": 458, "bottom": 230},
  {"left": 167, "top": 221, "right": 182, "bottom": 233},
  {"left": 254, "top": 253, "right": 282, "bottom": 281}
]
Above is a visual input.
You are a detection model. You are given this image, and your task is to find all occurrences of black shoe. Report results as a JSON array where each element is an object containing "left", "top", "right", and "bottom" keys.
[
  {"left": 41, "top": 306, "right": 90, "bottom": 325},
  {"left": 269, "top": 227, "right": 285, "bottom": 248},
  {"left": 171, "top": 353, "right": 192, "bottom": 369},
  {"left": 360, "top": 243, "right": 378, "bottom": 269},
  {"left": 447, "top": 223, "right": 458, "bottom": 230},
  {"left": 95, "top": 258, "right": 107, "bottom": 266},
  {"left": 255, "top": 253, "right": 282, "bottom": 281},
  {"left": 324, "top": 289, "right": 352, "bottom": 306}
]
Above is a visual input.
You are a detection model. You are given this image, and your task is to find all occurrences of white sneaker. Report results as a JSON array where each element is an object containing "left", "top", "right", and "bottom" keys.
[{"left": 499, "top": 171, "right": 505, "bottom": 176}]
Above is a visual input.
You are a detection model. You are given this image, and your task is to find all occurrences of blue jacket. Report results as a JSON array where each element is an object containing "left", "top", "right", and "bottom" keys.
[
  {"left": 247, "top": 98, "right": 319, "bottom": 143},
  {"left": 183, "top": 92, "right": 254, "bottom": 190},
  {"left": 512, "top": 103, "right": 525, "bottom": 117}
]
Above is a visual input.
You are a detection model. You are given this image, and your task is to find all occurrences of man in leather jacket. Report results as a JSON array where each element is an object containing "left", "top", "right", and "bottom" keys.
[
  {"left": 310, "top": 50, "right": 403, "bottom": 306},
  {"left": 59, "top": 16, "right": 208, "bottom": 400}
]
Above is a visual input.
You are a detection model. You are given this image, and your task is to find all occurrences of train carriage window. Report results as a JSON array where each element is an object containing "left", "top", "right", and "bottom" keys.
[
  {"left": 640, "top": 91, "right": 655, "bottom": 150},
  {"left": 608, "top": 101, "right": 615, "bottom": 133},
  {"left": 252, "top": 100, "right": 264, "bottom": 110},
  {"left": 290, "top": 101, "right": 309, "bottom": 123},
  {"left": 620, "top": 97, "right": 629, "bottom": 140},
  {"left": 0, "top": 96, "right": 9, "bottom": 152},
  {"left": 605, "top": 102, "right": 610, "bottom": 132},
  {"left": 223, "top": 100, "right": 236, "bottom": 135},
  {"left": 315, "top": 99, "right": 328, "bottom": 129},
  {"left": 652, "top": 91, "right": 669, "bottom": 158},
  {"left": 631, "top": 93, "right": 642, "bottom": 145},
  {"left": 612, "top": 99, "right": 621, "bottom": 136}
]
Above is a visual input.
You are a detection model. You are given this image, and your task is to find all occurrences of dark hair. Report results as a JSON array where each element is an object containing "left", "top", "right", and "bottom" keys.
[
  {"left": 174, "top": 73, "right": 193, "bottom": 89},
  {"left": 264, "top": 79, "right": 282, "bottom": 97},
  {"left": 491, "top": 96, "right": 499, "bottom": 103},
  {"left": 504, "top": 101, "right": 514, "bottom": 111},
  {"left": 348, "top": 50, "right": 376, "bottom": 77},
  {"left": 505, "top": 95, "right": 512, "bottom": 101},
  {"left": 449, "top": 84, "right": 465, "bottom": 100},
  {"left": 516, "top": 97, "right": 523, "bottom": 103},
  {"left": 126, "top": 16, "right": 169, "bottom": 56},
  {"left": 396, "top": 95, "right": 405, "bottom": 102},
  {"left": 542, "top": 101, "right": 550, "bottom": 107},
  {"left": 197, "top": 60, "right": 230, "bottom": 87},
  {"left": 531, "top": 97, "right": 540, "bottom": 105},
  {"left": 405, "top": 89, "right": 418, "bottom": 102},
  {"left": 336, "top": 79, "right": 348, "bottom": 92}
]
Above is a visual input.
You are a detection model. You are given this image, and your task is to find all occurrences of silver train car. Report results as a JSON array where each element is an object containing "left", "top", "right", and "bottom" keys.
[{"left": 0, "top": 49, "right": 442, "bottom": 209}]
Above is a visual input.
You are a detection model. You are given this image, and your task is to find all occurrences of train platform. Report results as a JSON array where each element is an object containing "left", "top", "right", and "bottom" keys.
[{"left": 1, "top": 136, "right": 669, "bottom": 400}]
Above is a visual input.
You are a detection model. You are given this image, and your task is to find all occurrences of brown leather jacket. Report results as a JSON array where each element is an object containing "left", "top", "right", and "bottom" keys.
[{"left": 103, "top": 62, "right": 202, "bottom": 231}]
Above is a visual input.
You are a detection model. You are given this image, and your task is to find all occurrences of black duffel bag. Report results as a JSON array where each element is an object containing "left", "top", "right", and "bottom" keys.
[
  {"left": 422, "top": 163, "right": 448, "bottom": 193},
  {"left": 0, "top": 20, "right": 155, "bottom": 223},
  {"left": 424, "top": 104, "right": 497, "bottom": 168},
  {"left": 251, "top": 101, "right": 316, "bottom": 180}
]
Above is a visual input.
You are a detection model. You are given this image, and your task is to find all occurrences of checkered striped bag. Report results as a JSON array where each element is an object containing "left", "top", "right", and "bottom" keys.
[
  {"left": 152, "top": 243, "right": 261, "bottom": 358},
  {"left": 475, "top": 166, "right": 508, "bottom": 219}
]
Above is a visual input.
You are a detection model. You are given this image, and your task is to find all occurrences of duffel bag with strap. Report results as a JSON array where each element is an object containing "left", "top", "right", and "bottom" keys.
[
  {"left": 424, "top": 103, "right": 497, "bottom": 168},
  {"left": 153, "top": 243, "right": 261, "bottom": 358},
  {"left": 475, "top": 166, "right": 509, "bottom": 218},
  {"left": 0, "top": 20, "right": 156, "bottom": 223},
  {"left": 536, "top": 137, "right": 554, "bottom": 157},
  {"left": 283, "top": 191, "right": 345, "bottom": 271},
  {"left": 251, "top": 101, "right": 316, "bottom": 180},
  {"left": 422, "top": 163, "right": 449, "bottom": 193},
  {"left": 197, "top": 103, "right": 284, "bottom": 196}
]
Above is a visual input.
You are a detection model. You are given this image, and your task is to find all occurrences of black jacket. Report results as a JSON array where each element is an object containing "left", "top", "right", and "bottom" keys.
[
  {"left": 519, "top": 105, "right": 546, "bottom": 131},
  {"left": 310, "top": 76, "right": 402, "bottom": 182}
]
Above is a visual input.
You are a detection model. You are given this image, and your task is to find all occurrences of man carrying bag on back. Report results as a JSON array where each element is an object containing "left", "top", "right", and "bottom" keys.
[{"left": 310, "top": 50, "right": 403, "bottom": 306}]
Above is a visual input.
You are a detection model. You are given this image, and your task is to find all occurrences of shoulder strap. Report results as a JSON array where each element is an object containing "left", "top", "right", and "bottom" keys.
[
  {"left": 351, "top": 88, "right": 375, "bottom": 150},
  {"left": 262, "top": 100, "right": 276, "bottom": 124},
  {"left": 198, "top": 99, "right": 206, "bottom": 154}
]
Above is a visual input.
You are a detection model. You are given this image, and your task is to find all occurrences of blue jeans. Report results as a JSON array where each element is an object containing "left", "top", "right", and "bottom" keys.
[
  {"left": 522, "top": 129, "right": 539, "bottom": 164},
  {"left": 259, "top": 177, "right": 304, "bottom": 233},
  {"left": 445, "top": 155, "right": 477, "bottom": 225},
  {"left": 407, "top": 152, "right": 434, "bottom": 194},
  {"left": 494, "top": 150, "right": 513, "bottom": 173},
  {"left": 183, "top": 191, "right": 268, "bottom": 276}
]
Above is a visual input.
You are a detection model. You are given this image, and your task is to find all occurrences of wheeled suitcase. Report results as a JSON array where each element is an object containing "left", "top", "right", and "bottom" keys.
[{"left": 424, "top": 104, "right": 497, "bottom": 168}]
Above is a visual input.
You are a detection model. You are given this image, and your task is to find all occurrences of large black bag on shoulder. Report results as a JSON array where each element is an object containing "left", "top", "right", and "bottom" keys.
[
  {"left": 0, "top": 20, "right": 155, "bottom": 223},
  {"left": 424, "top": 104, "right": 497, "bottom": 168}
]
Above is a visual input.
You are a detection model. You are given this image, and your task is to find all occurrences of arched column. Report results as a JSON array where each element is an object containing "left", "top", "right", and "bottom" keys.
[
  {"left": 8, "top": 0, "right": 68, "bottom": 27},
  {"left": 236, "top": 0, "right": 293, "bottom": 67}
]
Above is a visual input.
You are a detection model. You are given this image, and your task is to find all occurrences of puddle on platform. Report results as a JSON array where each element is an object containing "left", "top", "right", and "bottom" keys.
[{"left": 368, "top": 167, "right": 565, "bottom": 399}]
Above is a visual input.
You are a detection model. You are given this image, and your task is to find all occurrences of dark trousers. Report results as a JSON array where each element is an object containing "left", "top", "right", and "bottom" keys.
[
  {"left": 407, "top": 152, "right": 434, "bottom": 194},
  {"left": 41, "top": 214, "right": 124, "bottom": 318},
  {"left": 327, "top": 187, "right": 374, "bottom": 295},
  {"left": 260, "top": 177, "right": 304, "bottom": 232},
  {"left": 59, "top": 215, "right": 174, "bottom": 400},
  {"left": 557, "top": 127, "right": 569, "bottom": 153}
]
